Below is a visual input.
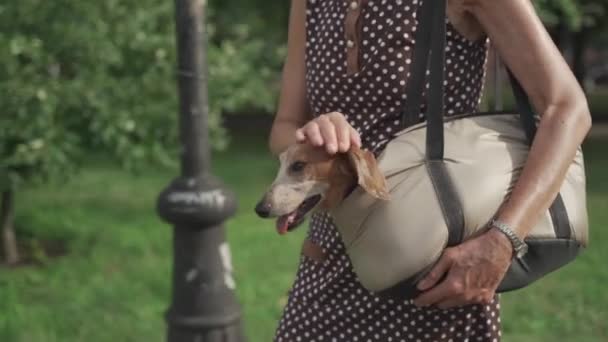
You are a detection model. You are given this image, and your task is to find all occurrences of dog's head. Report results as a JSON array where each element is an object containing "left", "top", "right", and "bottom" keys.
[{"left": 255, "top": 143, "right": 389, "bottom": 234}]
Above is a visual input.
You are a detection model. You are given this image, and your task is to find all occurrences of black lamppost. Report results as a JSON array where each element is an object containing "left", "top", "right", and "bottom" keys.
[{"left": 157, "top": 0, "right": 245, "bottom": 341}]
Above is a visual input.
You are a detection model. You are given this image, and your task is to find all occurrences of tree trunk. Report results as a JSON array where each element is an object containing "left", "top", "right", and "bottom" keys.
[
  {"left": 1, "top": 190, "right": 19, "bottom": 265},
  {"left": 549, "top": 25, "right": 562, "bottom": 49},
  {"left": 572, "top": 28, "right": 588, "bottom": 92}
]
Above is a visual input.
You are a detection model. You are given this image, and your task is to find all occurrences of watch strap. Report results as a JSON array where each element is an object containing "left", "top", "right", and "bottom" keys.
[{"left": 490, "top": 219, "right": 528, "bottom": 258}]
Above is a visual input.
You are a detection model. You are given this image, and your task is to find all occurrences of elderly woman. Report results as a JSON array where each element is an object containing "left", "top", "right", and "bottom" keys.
[{"left": 268, "top": 0, "right": 591, "bottom": 340}]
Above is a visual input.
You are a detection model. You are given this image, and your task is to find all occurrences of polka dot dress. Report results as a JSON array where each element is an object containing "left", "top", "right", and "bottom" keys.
[{"left": 275, "top": 0, "right": 501, "bottom": 341}]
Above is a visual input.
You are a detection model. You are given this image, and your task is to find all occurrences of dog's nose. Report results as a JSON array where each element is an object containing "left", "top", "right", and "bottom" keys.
[{"left": 255, "top": 200, "right": 272, "bottom": 218}]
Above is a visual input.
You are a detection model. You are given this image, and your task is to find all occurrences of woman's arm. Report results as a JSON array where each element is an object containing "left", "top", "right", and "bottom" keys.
[
  {"left": 466, "top": 0, "right": 592, "bottom": 240},
  {"left": 269, "top": 0, "right": 361, "bottom": 156},
  {"left": 268, "top": 0, "right": 309, "bottom": 155},
  {"left": 414, "top": 0, "right": 592, "bottom": 309}
]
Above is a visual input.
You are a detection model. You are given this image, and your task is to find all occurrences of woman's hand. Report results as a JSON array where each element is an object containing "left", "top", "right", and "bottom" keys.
[
  {"left": 295, "top": 112, "right": 362, "bottom": 154},
  {"left": 413, "top": 229, "right": 513, "bottom": 309}
]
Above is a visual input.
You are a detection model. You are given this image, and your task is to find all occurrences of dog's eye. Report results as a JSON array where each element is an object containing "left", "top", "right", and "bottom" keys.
[{"left": 289, "top": 161, "right": 307, "bottom": 173}]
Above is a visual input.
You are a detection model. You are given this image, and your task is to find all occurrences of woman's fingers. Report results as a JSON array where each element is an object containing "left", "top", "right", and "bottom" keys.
[
  {"left": 295, "top": 128, "right": 306, "bottom": 143},
  {"left": 317, "top": 114, "right": 339, "bottom": 153},
  {"left": 302, "top": 121, "right": 324, "bottom": 146},
  {"left": 436, "top": 296, "right": 471, "bottom": 310},
  {"left": 296, "top": 112, "right": 359, "bottom": 154},
  {"left": 413, "top": 276, "right": 460, "bottom": 308},
  {"left": 436, "top": 291, "right": 493, "bottom": 310},
  {"left": 329, "top": 113, "right": 352, "bottom": 152},
  {"left": 417, "top": 249, "right": 455, "bottom": 291},
  {"left": 349, "top": 126, "right": 362, "bottom": 148}
]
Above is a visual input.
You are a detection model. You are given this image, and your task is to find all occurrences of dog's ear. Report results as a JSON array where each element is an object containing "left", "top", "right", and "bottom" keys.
[{"left": 347, "top": 146, "right": 390, "bottom": 200}]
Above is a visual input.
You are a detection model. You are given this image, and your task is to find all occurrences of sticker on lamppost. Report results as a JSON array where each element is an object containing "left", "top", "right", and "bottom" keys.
[
  {"left": 219, "top": 242, "right": 236, "bottom": 290},
  {"left": 167, "top": 189, "right": 227, "bottom": 209}
]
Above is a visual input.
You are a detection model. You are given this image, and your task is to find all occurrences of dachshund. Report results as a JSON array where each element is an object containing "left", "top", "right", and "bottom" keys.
[{"left": 255, "top": 143, "right": 390, "bottom": 234}]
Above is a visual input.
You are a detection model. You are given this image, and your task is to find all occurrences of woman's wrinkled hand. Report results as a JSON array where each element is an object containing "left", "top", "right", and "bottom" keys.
[
  {"left": 295, "top": 112, "right": 362, "bottom": 154},
  {"left": 413, "top": 229, "right": 514, "bottom": 309}
]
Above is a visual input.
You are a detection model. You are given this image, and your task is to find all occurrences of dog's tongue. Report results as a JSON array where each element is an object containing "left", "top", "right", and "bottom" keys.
[{"left": 276, "top": 212, "right": 297, "bottom": 235}]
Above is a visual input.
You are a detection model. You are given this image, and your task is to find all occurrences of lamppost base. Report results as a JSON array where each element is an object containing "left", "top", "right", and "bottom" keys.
[{"left": 167, "top": 322, "right": 245, "bottom": 342}]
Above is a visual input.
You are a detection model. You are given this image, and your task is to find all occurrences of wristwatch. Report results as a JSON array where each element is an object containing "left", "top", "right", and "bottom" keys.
[{"left": 490, "top": 219, "right": 528, "bottom": 259}]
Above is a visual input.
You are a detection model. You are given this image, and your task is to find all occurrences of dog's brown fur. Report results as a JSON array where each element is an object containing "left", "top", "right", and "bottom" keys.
[{"left": 257, "top": 143, "right": 389, "bottom": 219}]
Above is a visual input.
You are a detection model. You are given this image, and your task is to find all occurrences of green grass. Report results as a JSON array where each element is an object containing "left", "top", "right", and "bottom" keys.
[{"left": 0, "top": 134, "right": 607, "bottom": 342}]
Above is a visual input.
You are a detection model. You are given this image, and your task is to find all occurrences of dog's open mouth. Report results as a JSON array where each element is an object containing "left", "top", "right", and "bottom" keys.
[{"left": 276, "top": 194, "right": 322, "bottom": 235}]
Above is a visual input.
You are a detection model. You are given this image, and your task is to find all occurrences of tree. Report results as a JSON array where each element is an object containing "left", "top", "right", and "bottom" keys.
[
  {"left": 570, "top": 1, "right": 608, "bottom": 87},
  {"left": 534, "top": 0, "right": 608, "bottom": 88},
  {"left": 0, "top": 0, "right": 288, "bottom": 264}
]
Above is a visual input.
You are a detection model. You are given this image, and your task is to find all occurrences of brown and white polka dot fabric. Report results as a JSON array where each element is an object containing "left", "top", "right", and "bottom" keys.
[{"left": 275, "top": 0, "right": 500, "bottom": 341}]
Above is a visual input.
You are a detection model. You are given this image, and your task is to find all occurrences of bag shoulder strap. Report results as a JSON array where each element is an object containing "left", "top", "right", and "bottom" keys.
[
  {"left": 508, "top": 70, "right": 537, "bottom": 145},
  {"left": 400, "top": 0, "right": 435, "bottom": 129},
  {"left": 404, "top": 0, "right": 573, "bottom": 242},
  {"left": 425, "top": 0, "right": 447, "bottom": 160},
  {"left": 402, "top": 0, "right": 540, "bottom": 151}
]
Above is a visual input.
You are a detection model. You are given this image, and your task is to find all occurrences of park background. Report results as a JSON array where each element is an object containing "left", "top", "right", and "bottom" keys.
[{"left": 0, "top": 0, "right": 607, "bottom": 341}]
